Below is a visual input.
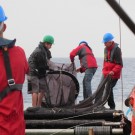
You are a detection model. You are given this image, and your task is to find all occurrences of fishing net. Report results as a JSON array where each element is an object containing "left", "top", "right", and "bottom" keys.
[
  {"left": 27, "top": 60, "right": 112, "bottom": 113},
  {"left": 27, "top": 61, "right": 79, "bottom": 107},
  {"left": 42, "top": 61, "right": 79, "bottom": 107}
]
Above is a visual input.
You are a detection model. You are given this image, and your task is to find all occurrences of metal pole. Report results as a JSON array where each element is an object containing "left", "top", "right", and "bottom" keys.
[
  {"left": 26, "top": 128, "right": 123, "bottom": 135},
  {"left": 25, "top": 129, "right": 74, "bottom": 135},
  {"left": 112, "top": 128, "right": 123, "bottom": 134},
  {"left": 88, "top": 128, "right": 94, "bottom": 135},
  {"left": 106, "top": 0, "right": 135, "bottom": 35}
]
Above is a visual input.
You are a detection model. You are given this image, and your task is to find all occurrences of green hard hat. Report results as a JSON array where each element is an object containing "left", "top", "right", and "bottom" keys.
[{"left": 42, "top": 35, "right": 54, "bottom": 44}]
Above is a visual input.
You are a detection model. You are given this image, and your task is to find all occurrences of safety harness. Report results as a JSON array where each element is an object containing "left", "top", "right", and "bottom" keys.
[{"left": 0, "top": 38, "right": 23, "bottom": 101}]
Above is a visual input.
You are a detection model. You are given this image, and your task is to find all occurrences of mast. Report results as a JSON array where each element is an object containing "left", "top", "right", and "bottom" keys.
[{"left": 105, "top": 0, "right": 135, "bottom": 35}]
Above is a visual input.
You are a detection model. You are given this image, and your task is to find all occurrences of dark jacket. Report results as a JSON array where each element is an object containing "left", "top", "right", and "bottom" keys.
[{"left": 28, "top": 42, "right": 51, "bottom": 77}]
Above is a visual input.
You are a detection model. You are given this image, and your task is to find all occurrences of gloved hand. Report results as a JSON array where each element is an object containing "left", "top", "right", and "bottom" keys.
[
  {"left": 76, "top": 68, "right": 80, "bottom": 73},
  {"left": 109, "top": 71, "right": 114, "bottom": 76},
  {"left": 71, "top": 58, "right": 74, "bottom": 63}
]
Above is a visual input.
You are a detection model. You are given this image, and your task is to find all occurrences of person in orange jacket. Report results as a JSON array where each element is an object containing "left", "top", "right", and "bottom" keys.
[
  {"left": 70, "top": 41, "right": 98, "bottom": 99},
  {"left": 0, "top": 5, "right": 29, "bottom": 135},
  {"left": 130, "top": 94, "right": 135, "bottom": 135},
  {"left": 125, "top": 87, "right": 135, "bottom": 135}
]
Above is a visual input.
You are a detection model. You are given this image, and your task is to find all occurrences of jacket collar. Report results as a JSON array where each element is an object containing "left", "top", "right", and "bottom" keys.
[{"left": 0, "top": 37, "right": 16, "bottom": 48}]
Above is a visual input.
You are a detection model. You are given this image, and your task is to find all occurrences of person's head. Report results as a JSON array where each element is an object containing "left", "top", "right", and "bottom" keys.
[
  {"left": 0, "top": 5, "right": 7, "bottom": 36},
  {"left": 102, "top": 33, "right": 114, "bottom": 47},
  {"left": 42, "top": 35, "right": 54, "bottom": 49},
  {"left": 79, "top": 41, "right": 88, "bottom": 46}
]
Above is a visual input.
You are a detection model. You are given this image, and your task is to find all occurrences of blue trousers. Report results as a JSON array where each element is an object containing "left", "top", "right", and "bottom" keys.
[{"left": 83, "top": 68, "right": 97, "bottom": 99}]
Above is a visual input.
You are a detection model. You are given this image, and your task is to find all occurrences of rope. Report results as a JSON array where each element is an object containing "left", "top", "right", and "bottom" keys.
[
  {"left": 118, "top": 0, "right": 124, "bottom": 111},
  {"left": 45, "top": 111, "right": 96, "bottom": 122}
]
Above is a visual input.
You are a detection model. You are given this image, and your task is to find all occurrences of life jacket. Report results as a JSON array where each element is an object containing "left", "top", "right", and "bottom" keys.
[
  {"left": 104, "top": 43, "right": 118, "bottom": 62},
  {"left": 0, "top": 38, "right": 23, "bottom": 101}
]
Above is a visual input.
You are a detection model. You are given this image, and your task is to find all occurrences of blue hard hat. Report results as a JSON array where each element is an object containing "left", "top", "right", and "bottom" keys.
[
  {"left": 0, "top": 5, "right": 7, "bottom": 22},
  {"left": 102, "top": 33, "right": 114, "bottom": 43},
  {"left": 79, "top": 41, "right": 88, "bottom": 46}
]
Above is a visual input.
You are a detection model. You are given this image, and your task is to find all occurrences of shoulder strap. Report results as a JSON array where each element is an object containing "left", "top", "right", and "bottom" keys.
[
  {"left": 110, "top": 44, "right": 118, "bottom": 62},
  {"left": 0, "top": 45, "right": 23, "bottom": 101},
  {"left": 2, "top": 45, "right": 13, "bottom": 81},
  {"left": 104, "top": 43, "right": 118, "bottom": 62},
  {"left": 0, "top": 84, "right": 23, "bottom": 101}
]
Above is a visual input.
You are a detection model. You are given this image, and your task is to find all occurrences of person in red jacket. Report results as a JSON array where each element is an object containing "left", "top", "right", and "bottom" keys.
[
  {"left": 101, "top": 33, "right": 123, "bottom": 109},
  {"left": 0, "top": 5, "right": 29, "bottom": 135},
  {"left": 70, "top": 41, "right": 98, "bottom": 99}
]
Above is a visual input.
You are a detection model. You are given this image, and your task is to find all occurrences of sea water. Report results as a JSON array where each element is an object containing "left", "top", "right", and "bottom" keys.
[{"left": 23, "top": 57, "right": 135, "bottom": 120}]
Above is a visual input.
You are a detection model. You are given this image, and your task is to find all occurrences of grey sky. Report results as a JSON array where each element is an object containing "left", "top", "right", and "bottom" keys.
[{"left": 1, "top": 0, "right": 135, "bottom": 58}]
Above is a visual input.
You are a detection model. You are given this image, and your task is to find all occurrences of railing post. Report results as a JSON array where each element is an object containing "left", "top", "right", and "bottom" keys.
[{"left": 88, "top": 128, "right": 94, "bottom": 135}]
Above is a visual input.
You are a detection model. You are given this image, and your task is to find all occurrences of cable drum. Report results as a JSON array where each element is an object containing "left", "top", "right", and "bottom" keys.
[{"left": 75, "top": 126, "right": 111, "bottom": 135}]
